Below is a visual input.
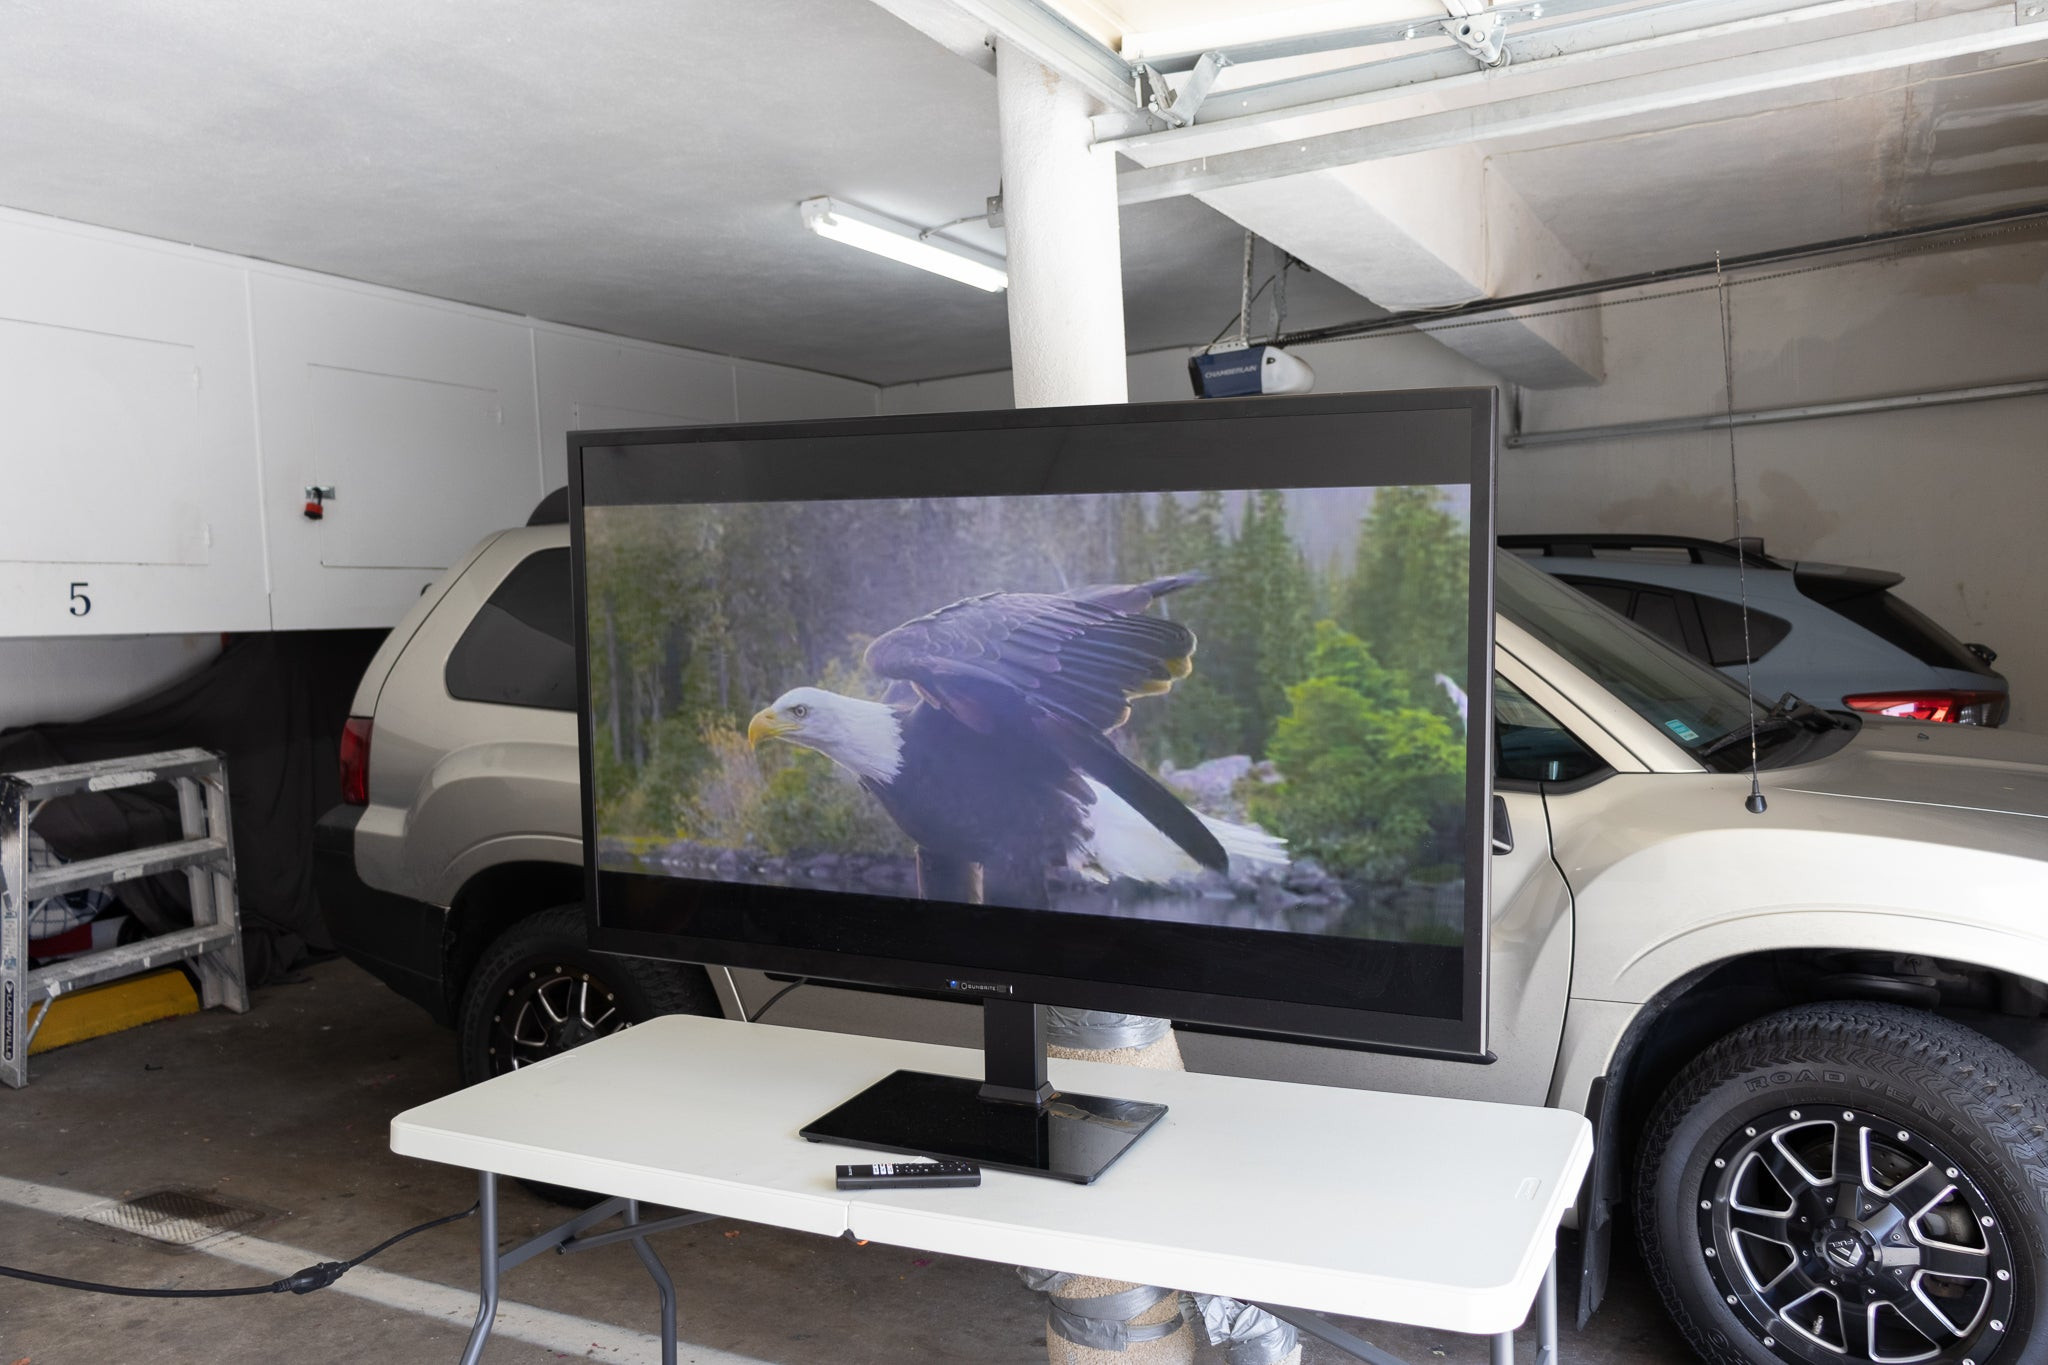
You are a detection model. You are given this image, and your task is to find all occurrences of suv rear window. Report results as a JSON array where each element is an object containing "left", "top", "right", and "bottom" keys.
[
  {"left": 1559, "top": 576, "right": 1790, "bottom": 668},
  {"left": 1812, "top": 588, "right": 1993, "bottom": 675},
  {"left": 445, "top": 548, "right": 577, "bottom": 710}
]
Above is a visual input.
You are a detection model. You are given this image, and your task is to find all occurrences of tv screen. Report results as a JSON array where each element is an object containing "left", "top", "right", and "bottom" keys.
[{"left": 576, "top": 392, "right": 1496, "bottom": 1060}]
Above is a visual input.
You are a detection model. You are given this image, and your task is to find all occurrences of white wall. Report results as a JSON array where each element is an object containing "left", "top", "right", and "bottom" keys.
[
  {"left": 0, "top": 207, "right": 878, "bottom": 728},
  {"left": 1511, "top": 238, "right": 2048, "bottom": 729},
  {"left": 883, "top": 240, "right": 2047, "bottom": 733}
]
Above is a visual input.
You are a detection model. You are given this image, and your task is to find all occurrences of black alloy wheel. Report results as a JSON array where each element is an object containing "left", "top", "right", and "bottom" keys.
[
  {"left": 1638, "top": 1002, "right": 2048, "bottom": 1365},
  {"left": 488, "top": 962, "right": 629, "bottom": 1072},
  {"left": 457, "top": 904, "right": 717, "bottom": 1088},
  {"left": 1701, "top": 1106, "right": 2015, "bottom": 1363}
]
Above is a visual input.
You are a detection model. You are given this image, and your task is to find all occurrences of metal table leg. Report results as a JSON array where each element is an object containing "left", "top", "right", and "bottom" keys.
[
  {"left": 624, "top": 1199, "right": 679, "bottom": 1365},
  {"left": 458, "top": 1171, "right": 501, "bottom": 1365},
  {"left": 453, "top": 1171, "right": 696, "bottom": 1364},
  {"left": 1256, "top": 1249, "right": 1562, "bottom": 1365}
]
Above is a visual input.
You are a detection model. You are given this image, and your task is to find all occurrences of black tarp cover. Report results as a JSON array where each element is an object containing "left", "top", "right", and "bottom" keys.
[{"left": 0, "top": 630, "right": 386, "bottom": 986}]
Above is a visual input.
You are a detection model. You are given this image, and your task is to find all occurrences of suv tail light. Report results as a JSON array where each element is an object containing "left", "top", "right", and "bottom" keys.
[
  {"left": 340, "top": 716, "right": 373, "bottom": 805},
  {"left": 1842, "top": 690, "right": 2008, "bottom": 726}
]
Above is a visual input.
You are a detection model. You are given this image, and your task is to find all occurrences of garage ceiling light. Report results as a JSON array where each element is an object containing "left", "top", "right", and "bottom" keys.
[{"left": 799, "top": 196, "right": 1008, "bottom": 293}]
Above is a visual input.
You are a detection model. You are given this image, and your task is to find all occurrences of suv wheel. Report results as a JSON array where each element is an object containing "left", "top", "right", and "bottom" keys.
[
  {"left": 457, "top": 904, "right": 718, "bottom": 1087},
  {"left": 1638, "top": 1002, "right": 2048, "bottom": 1365}
]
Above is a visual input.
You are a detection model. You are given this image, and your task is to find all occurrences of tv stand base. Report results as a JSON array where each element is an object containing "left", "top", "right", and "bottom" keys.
[{"left": 800, "top": 1067, "right": 1167, "bottom": 1184}]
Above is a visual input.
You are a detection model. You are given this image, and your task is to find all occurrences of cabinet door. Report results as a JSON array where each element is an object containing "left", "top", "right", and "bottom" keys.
[
  {"left": 253, "top": 274, "right": 543, "bottom": 630},
  {"left": 0, "top": 218, "right": 268, "bottom": 634}
]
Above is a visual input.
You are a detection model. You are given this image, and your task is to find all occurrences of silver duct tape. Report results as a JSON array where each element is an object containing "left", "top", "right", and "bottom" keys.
[
  {"left": 1018, "top": 1269, "right": 1184, "bottom": 1352},
  {"left": 1184, "top": 1294, "right": 1299, "bottom": 1365},
  {"left": 1042, "top": 1007, "right": 1171, "bottom": 1051}
]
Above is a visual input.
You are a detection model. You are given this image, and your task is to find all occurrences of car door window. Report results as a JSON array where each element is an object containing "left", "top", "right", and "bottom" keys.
[
  {"left": 1694, "top": 593, "right": 1792, "bottom": 667},
  {"left": 445, "top": 548, "right": 577, "bottom": 711},
  {"left": 1629, "top": 589, "right": 1690, "bottom": 654},
  {"left": 1569, "top": 579, "right": 1632, "bottom": 615},
  {"left": 1495, "top": 676, "right": 1607, "bottom": 785}
]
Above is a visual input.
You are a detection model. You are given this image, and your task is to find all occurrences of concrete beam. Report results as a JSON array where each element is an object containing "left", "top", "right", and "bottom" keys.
[
  {"left": 1114, "top": 7, "right": 2046, "bottom": 204},
  {"left": 1193, "top": 148, "right": 1603, "bottom": 386}
]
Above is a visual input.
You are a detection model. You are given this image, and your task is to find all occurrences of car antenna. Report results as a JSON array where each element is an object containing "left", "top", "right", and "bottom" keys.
[{"left": 1716, "top": 251, "right": 1767, "bottom": 816}]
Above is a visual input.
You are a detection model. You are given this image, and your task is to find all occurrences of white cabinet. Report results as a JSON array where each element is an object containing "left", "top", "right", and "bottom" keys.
[
  {"left": 0, "top": 217, "right": 269, "bottom": 636},
  {"left": 534, "top": 329, "right": 738, "bottom": 489},
  {"left": 0, "top": 209, "right": 879, "bottom": 639},
  {"left": 253, "top": 274, "right": 545, "bottom": 630}
]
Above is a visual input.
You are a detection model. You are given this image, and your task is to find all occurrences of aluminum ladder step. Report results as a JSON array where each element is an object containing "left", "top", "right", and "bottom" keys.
[
  {"left": 25, "top": 836, "right": 228, "bottom": 901},
  {"left": 3, "top": 747, "right": 220, "bottom": 801},
  {"left": 26, "top": 924, "right": 241, "bottom": 998}
]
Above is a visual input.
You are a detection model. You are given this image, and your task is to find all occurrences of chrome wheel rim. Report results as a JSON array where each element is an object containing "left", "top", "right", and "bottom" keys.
[
  {"left": 1699, "top": 1106, "right": 2017, "bottom": 1364},
  {"left": 488, "top": 963, "right": 629, "bottom": 1072}
]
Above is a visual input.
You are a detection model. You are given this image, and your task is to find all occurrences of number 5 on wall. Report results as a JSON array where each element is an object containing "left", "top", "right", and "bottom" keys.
[{"left": 68, "top": 582, "right": 90, "bottom": 617}]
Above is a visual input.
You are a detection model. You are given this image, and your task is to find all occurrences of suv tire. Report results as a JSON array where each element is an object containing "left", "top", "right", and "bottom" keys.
[
  {"left": 457, "top": 904, "right": 718, "bottom": 1088},
  {"left": 1637, "top": 1001, "right": 2048, "bottom": 1365}
]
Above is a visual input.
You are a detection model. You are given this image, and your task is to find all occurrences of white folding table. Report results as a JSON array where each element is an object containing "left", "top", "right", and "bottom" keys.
[{"left": 390, "top": 1015, "right": 1592, "bottom": 1365}]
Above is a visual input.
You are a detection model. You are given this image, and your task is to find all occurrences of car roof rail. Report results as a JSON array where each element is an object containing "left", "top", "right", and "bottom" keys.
[{"left": 1496, "top": 533, "right": 1788, "bottom": 569}]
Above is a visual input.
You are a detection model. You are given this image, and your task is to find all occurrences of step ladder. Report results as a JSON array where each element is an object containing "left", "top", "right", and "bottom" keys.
[{"left": 0, "top": 747, "right": 249, "bottom": 1088}]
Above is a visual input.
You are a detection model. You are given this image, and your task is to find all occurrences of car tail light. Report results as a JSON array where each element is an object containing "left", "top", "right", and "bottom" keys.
[
  {"left": 340, "top": 716, "right": 373, "bottom": 805},
  {"left": 1842, "top": 690, "right": 2008, "bottom": 726}
]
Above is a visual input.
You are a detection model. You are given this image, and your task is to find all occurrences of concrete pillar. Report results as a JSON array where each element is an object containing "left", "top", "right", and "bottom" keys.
[{"left": 995, "top": 44, "right": 1128, "bottom": 408}]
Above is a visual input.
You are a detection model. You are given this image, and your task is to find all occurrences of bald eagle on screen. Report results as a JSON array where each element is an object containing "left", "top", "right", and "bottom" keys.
[{"left": 746, "top": 574, "right": 1285, "bottom": 908}]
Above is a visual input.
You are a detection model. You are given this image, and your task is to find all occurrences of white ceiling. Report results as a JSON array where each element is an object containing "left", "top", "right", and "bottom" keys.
[
  {"left": 1490, "top": 51, "right": 2048, "bottom": 276},
  {"left": 0, "top": 0, "right": 2041, "bottom": 387},
  {"left": 0, "top": 0, "right": 1377, "bottom": 386}
]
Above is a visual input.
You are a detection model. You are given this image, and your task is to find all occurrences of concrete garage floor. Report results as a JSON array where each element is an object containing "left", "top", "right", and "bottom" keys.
[{"left": 0, "top": 960, "right": 1695, "bottom": 1364}]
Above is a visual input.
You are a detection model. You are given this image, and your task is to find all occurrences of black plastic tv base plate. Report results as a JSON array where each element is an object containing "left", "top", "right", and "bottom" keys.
[{"left": 801, "top": 1068, "right": 1168, "bottom": 1184}]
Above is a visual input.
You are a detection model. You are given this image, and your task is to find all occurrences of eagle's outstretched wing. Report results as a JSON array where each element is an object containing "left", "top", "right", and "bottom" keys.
[
  {"left": 865, "top": 575, "right": 1225, "bottom": 872},
  {"left": 863, "top": 575, "right": 1200, "bottom": 734}
]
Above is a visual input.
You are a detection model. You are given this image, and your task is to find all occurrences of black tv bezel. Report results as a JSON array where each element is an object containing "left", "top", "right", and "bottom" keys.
[{"left": 572, "top": 390, "right": 1498, "bottom": 1061}]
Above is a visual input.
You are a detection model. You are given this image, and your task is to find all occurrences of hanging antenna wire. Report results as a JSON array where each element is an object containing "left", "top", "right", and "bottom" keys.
[
  {"left": 1236, "top": 230, "right": 1255, "bottom": 351},
  {"left": 1716, "top": 251, "right": 1768, "bottom": 816},
  {"left": 1269, "top": 250, "right": 1289, "bottom": 341}
]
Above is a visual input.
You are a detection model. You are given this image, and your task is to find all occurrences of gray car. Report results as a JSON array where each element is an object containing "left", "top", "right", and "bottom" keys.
[
  {"left": 317, "top": 519, "right": 2048, "bottom": 1365},
  {"left": 1504, "top": 533, "right": 2009, "bottom": 724}
]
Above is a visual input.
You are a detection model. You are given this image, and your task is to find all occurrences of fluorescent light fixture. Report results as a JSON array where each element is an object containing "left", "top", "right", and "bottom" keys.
[{"left": 799, "top": 196, "right": 1008, "bottom": 293}]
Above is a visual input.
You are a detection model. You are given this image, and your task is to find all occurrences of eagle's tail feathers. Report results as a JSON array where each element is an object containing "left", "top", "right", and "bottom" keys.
[
  {"left": 1041, "top": 718, "right": 1228, "bottom": 872},
  {"left": 1077, "top": 780, "right": 1288, "bottom": 883}
]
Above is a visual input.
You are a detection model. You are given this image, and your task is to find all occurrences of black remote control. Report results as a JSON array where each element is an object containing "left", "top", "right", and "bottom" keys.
[{"left": 835, "top": 1161, "right": 982, "bottom": 1190}]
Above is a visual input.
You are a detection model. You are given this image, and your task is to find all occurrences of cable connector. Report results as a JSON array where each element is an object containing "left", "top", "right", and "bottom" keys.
[{"left": 279, "top": 1261, "right": 351, "bottom": 1295}]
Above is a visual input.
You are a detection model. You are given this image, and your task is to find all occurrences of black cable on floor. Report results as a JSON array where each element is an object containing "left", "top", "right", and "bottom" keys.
[{"left": 0, "top": 1201, "right": 478, "bottom": 1298}]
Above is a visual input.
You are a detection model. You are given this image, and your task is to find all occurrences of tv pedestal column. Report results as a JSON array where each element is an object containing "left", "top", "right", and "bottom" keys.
[{"left": 390, "top": 1016, "right": 1592, "bottom": 1365}]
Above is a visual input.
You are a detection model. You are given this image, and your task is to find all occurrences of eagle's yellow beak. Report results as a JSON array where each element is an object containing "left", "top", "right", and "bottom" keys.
[{"left": 747, "top": 708, "right": 794, "bottom": 749}]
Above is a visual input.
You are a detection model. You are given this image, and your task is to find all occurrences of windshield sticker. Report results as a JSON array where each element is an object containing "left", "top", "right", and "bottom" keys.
[{"left": 1664, "top": 719, "right": 1701, "bottom": 742}]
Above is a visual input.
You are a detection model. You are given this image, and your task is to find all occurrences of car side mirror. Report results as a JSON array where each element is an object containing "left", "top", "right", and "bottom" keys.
[{"left": 1492, "top": 794, "right": 1513, "bottom": 856}]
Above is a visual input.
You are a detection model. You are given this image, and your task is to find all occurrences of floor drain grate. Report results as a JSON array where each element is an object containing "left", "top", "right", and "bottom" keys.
[{"left": 82, "top": 1189, "right": 266, "bottom": 1247}]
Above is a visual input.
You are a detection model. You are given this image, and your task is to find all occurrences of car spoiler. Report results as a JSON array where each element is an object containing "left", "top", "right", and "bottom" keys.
[{"left": 1790, "top": 561, "right": 1905, "bottom": 603}]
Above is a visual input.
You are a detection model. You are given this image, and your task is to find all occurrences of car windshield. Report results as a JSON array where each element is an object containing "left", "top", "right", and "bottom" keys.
[{"left": 1495, "top": 555, "right": 1764, "bottom": 770}]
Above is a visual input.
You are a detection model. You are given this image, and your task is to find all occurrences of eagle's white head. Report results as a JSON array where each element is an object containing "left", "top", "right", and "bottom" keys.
[{"left": 746, "top": 686, "right": 903, "bottom": 783}]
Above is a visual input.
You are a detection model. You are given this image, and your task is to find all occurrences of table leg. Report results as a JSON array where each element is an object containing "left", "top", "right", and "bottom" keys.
[
  {"left": 458, "top": 1171, "right": 501, "bottom": 1365},
  {"left": 1537, "top": 1254, "right": 1558, "bottom": 1365},
  {"left": 624, "top": 1198, "right": 679, "bottom": 1365},
  {"left": 1491, "top": 1330, "right": 1514, "bottom": 1365}
]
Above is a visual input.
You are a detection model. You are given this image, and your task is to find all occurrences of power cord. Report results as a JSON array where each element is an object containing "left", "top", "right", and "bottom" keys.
[
  {"left": 0, "top": 1201, "right": 478, "bottom": 1298},
  {"left": 746, "top": 978, "right": 807, "bottom": 1023}
]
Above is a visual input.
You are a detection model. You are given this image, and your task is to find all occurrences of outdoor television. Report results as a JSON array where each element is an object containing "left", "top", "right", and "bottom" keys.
[{"left": 573, "top": 392, "right": 1496, "bottom": 1179}]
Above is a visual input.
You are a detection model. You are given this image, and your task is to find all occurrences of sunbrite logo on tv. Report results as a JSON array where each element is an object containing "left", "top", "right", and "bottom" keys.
[{"left": 948, "top": 979, "right": 1014, "bottom": 996}]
